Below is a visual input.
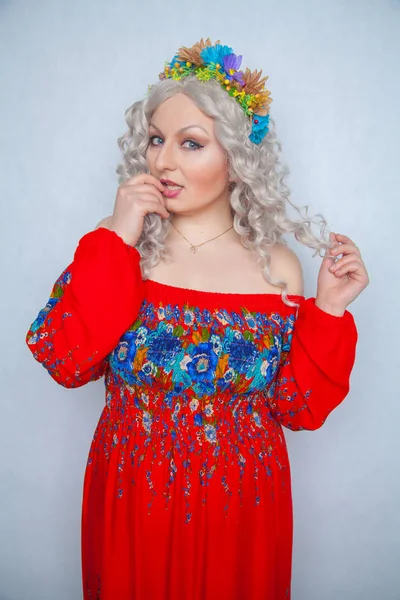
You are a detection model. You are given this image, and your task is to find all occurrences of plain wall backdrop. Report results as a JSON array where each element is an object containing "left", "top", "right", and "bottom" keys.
[{"left": 1, "top": 0, "right": 399, "bottom": 598}]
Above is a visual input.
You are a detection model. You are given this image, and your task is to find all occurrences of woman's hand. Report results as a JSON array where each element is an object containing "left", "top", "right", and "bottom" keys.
[
  {"left": 315, "top": 232, "right": 369, "bottom": 316},
  {"left": 97, "top": 174, "right": 170, "bottom": 247}
]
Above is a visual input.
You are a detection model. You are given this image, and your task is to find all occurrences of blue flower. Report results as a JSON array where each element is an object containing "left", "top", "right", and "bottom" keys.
[
  {"left": 253, "top": 412, "right": 262, "bottom": 427},
  {"left": 183, "top": 309, "right": 195, "bottom": 326},
  {"left": 228, "top": 338, "right": 258, "bottom": 374},
  {"left": 204, "top": 403, "right": 213, "bottom": 417},
  {"left": 164, "top": 393, "right": 173, "bottom": 409},
  {"left": 30, "top": 298, "right": 59, "bottom": 332},
  {"left": 171, "top": 351, "right": 192, "bottom": 389},
  {"left": 142, "top": 362, "right": 151, "bottom": 375},
  {"left": 168, "top": 53, "right": 186, "bottom": 69},
  {"left": 194, "top": 413, "right": 203, "bottom": 427},
  {"left": 135, "top": 326, "right": 147, "bottom": 346},
  {"left": 280, "top": 315, "right": 295, "bottom": 351},
  {"left": 142, "top": 411, "right": 152, "bottom": 435},
  {"left": 200, "top": 44, "right": 233, "bottom": 66},
  {"left": 193, "top": 380, "right": 215, "bottom": 398},
  {"left": 187, "top": 342, "right": 218, "bottom": 382},
  {"left": 109, "top": 332, "right": 140, "bottom": 385},
  {"left": 114, "top": 332, "right": 137, "bottom": 364},
  {"left": 249, "top": 114, "right": 270, "bottom": 144},
  {"left": 147, "top": 325, "right": 182, "bottom": 367},
  {"left": 204, "top": 424, "right": 217, "bottom": 444}
]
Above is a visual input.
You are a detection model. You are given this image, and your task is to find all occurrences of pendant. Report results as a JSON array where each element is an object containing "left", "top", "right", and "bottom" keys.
[{"left": 191, "top": 246, "right": 197, "bottom": 254}]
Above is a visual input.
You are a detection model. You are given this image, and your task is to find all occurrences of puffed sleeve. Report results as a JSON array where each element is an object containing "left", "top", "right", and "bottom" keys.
[
  {"left": 26, "top": 227, "right": 145, "bottom": 388},
  {"left": 266, "top": 297, "right": 358, "bottom": 431}
]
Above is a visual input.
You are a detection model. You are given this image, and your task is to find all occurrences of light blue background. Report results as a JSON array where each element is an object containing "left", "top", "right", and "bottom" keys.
[{"left": 1, "top": 0, "right": 399, "bottom": 598}]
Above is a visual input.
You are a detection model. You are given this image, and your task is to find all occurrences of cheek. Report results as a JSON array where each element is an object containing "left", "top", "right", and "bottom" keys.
[
  {"left": 145, "top": 148, "right": 153, "bottom": 168},
  {"left": 188, "top": 152, "right": 228, "bottom": 190}
]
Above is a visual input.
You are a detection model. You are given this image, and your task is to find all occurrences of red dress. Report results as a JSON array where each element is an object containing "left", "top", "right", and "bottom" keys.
[{"left": 26, "top": 228, "right": 358, "bottom": 600}]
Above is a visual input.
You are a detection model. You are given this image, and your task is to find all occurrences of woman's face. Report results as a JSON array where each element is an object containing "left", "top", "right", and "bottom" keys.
[{"left": 146, "top": 93, "right": 230, "bottom": 214}]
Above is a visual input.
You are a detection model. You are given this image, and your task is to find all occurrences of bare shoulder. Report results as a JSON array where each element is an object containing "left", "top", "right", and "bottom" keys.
[
  {"left": 94, "top": 215, "right": 113, "bottom": 230},
  {"left": 269, "top": 242, "right": 304, "bottom": 296}
]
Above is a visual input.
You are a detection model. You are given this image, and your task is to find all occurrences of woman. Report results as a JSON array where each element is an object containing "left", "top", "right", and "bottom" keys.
[{"left": 26, "top": 39, "right": 369, "bottom": 599}]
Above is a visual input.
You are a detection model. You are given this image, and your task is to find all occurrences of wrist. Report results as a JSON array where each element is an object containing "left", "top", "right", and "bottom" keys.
[
  {"left": 315, "top": 297, "right": 345, "bottom": 317},
  {"left": 108, "top": 227, "right": 136, "bottom": 247}
]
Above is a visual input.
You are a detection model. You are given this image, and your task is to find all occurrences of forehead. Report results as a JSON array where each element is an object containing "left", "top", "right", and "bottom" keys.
[{"left": 150, "top": 93, "right": 214, "bottom": 133}]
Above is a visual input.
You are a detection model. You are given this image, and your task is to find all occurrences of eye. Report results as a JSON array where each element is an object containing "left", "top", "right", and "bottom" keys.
[
  {"left": 182, "top": 139, "right": 204, "bottom": 151},
  {"left": 148, "top": 135, "right": 204, "bottom": 151},
  {"left": 149, "top": 135, "right": 163, "bottom": 146}
]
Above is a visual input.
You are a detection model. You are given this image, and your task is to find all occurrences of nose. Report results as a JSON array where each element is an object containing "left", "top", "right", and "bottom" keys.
[{"left": 154, "top": 140, "right": 177, "bottom": 173}]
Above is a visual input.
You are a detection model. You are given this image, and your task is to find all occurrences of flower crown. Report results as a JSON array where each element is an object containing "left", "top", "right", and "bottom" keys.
[{"left": 157, "top": 38, "right": 272, "bottom": 145}]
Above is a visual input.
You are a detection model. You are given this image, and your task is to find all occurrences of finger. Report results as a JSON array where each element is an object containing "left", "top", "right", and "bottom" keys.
[
  {"left": 334, "top": 233, "right": 357, "bottom": 247},
  {"left": 136, "top": 192, "right": 169, "bottom": 207},
  {"left": 331, "top": 260, "right": 364, "bottom": 276},
  {"left": 142, "top": 198, "right": 170, "bottom": 218},
  {"left": 324, "top": 232, "right": 338, "bottom": 257},
  {"left": 126, "top": 173, "right": 166, "bottom": 193},
  {"left": 128, "top": 183, "right": 166, "bottom": 199},
  {"left": 123, "top": 184, "right": 168, "bottom": 208},
  {"left": 330, "top": 254, "right": 364, "bottom": 271},
  {"left": 330, "top": 243, "right": 361, "bottom": 258},
  {"left": 144, "top": 187, "right": 168, "bottom": 209}
]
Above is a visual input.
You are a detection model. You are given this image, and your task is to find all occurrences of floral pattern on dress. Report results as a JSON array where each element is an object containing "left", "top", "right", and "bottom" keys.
[
  {"left": 28, "top": 269, "right": 72, "bottom": 335},
  {"left": 26, "top": 267, "right": 107, "bottom": 386},
  {"left": 88, "top": 298, "right": 297, "bottom": 521},
  {"left": 108, "top": 300, "right": 293, "bottom": 397}
]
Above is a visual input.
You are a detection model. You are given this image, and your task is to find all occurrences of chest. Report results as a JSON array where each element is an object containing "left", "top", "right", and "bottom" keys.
[{"left": 148, "top": 245, "right": 282, "bottom": 294}]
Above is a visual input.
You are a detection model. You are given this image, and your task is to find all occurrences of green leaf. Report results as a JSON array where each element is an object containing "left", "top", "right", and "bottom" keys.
[
  {"left": 129, "top": 319, "right": 142, "bottom": 332},
  {"left": 201, "top": 328, "right": 210, "bottom": 341},
  {"left": 243, "top": 331, "right": 254, "bottom": 342},
  {"left": 173, "top": 325, "right": 185, "bottom": 337},
  {"left": 52, "top": 286, "right": 64, "bottom": 299}
]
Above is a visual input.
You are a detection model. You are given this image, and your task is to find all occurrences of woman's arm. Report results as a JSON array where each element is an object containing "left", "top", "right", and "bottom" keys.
[
  {"left": 26, "top": 227, "right": 144, "bottom": 388},
  {"left": 265, "top": 245, "right": 358, "bottom": 430},
  {"left": 267, "top": 297, "right": 358, "bottom": 430}
]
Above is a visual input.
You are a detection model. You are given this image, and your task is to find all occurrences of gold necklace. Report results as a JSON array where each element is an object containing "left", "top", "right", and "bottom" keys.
[{"left": 170, "top": 222, "right": 234, "bottom": 254}]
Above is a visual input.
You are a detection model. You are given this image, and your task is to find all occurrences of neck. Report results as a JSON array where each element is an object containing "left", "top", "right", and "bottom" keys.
[{"left": 169, "top": 205, "right": 234, "bottom": 245}]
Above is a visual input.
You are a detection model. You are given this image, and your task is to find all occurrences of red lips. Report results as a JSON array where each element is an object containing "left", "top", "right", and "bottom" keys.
[{"left": 160, "top": 179, "right": 183, "bottom": 187}]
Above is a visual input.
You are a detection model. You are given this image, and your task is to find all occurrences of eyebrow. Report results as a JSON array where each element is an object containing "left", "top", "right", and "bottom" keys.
[{"left": 149, "top": 123, "right": 210, "bottom": 136}]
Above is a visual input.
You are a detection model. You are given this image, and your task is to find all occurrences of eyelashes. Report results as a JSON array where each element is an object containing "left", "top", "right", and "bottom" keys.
[
  {"left": 183, "top": 140, "right": 204, "bottom": 151},
  {"left": 148, "top": 136, "right": 204, "bottom": 151}
]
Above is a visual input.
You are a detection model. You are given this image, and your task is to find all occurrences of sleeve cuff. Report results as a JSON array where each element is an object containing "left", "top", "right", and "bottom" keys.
[
  {"left": 303, "top": 297, "right": 355, "bottom": 328},
  {"left": 294, "top": 297, "right": 358, "bottom": 387},
  {"left": 77, "top": 227, "right": 141, "bottom": 263}
]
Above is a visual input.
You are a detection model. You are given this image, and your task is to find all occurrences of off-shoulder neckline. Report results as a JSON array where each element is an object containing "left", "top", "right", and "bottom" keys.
[{"left": 143, "top": 278, "right": 305, "bottom": 311}]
